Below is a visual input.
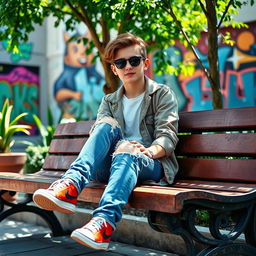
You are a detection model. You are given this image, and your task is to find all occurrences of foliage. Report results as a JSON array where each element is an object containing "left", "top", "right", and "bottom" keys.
[
  {"left": 33, "top": 107, "right": 56, "bottom": 147},
  {"left": 23, "top": 107, "right": 75, "bottom": 174},
  {"left": 23, "top": 107, "right": 58, "bottom": 173},
  {"left": 196, "top": 209, "right": 210, "bottom": 226},
  {"left": 0, "top": 99, "right": 31, "bottom": 153},
  {"left": 0, "top": 0, "right": 254, "bottom": 107},
  {"left": 23, "top": 145, "right": 49, "bottom": 174}
]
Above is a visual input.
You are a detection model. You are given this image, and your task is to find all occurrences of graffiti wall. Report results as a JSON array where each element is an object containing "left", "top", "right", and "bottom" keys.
[
  {"left": 54, "top": 21, "right": 256, "bottom": 116},
  {"left": 53, "top": 25, "right": 105, "bottom": 121},
  {"left": 1, "top": 19, "right": 255, "bottom": 131},
  {"left": 0, "top": 63, "right": 40, "bottom": 135},
  {"left": 0, "top": 64, "right": 39, "bottom": 127},
  {"left": 153, "top": 21, "right": 256, "bottom": 111}
]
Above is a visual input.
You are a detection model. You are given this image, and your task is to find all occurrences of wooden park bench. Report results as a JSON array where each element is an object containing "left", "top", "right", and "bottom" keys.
[{"left": 0, "top": 106, "right": 256, "bottom": 256}]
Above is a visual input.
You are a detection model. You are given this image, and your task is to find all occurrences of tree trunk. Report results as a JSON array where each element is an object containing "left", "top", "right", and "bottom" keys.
[{"left": 205, "top": 0, "right": 223, "bottom": 109}]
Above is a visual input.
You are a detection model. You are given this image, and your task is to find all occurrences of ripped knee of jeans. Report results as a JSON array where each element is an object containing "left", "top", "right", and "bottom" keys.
[
  {"left": 113, "top": 140, "right": 141, "bottom": 156},
  {"left": 90, "top": 116, "right": 120, "bottom": 134},
  {"left": 113, "top": 140, "right": 151, "bottom": 167}
]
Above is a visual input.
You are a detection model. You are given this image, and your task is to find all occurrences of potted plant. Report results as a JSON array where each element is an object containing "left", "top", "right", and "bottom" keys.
[
  {"left": 0, "top": 99, "right": 31, "bottom": 173},
  {"left": 23, "top": 110, "right": 55, "bottom": 175},
  {"left": 23, "top": 108, "right": 75, "bottom": 174}
]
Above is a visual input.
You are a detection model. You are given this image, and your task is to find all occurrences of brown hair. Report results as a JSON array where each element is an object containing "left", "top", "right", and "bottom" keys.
[{"left": 104, "top": 33, "right": 147, "bottom": 63}]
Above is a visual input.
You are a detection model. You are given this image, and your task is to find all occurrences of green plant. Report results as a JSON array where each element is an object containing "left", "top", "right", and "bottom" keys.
[
  {"left": 24, "top": 107, "right": 78, "bottom": 174},
  {"left": 23, "top": 145, "right": 49, "bottom": 174},
  {"left": 23, "top": 107, "right": 68, "bottom": 174},
  {"left": 23, "top": 107, "right": 57, "bottom": 174},
  {"left": 196, "top": 209, "right": 210, "bottom": 226},
  {"left": 33, "top": 107, "right": 56, "bottom": 147},
  {"left": 0, "top": 99, "right": 31, "bottom": 153}
]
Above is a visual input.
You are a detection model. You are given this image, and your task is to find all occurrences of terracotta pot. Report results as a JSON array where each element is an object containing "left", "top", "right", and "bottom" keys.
[{"left": 0, "top": 152, "right": 26, "bottom": 173}]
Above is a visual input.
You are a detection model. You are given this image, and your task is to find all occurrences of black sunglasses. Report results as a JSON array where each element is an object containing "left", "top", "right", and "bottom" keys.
[{"left": 112, "top": 56, "right": 145, "bottom": 69}]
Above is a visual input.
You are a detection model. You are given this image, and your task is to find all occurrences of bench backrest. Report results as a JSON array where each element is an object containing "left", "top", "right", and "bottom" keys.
[{"left": 41, "top": 107, "right": 256, "bottom": 183}]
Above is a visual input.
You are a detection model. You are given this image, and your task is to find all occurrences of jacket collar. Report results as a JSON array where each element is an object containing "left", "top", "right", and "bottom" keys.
[{"left": 106, "top": 76, "right": 161, "bottom": 103}]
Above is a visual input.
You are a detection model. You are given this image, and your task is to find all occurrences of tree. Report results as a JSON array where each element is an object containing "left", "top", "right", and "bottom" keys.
[
  {"left": 0, "top": 0, "right": 253, "bottom": 108},
  {"left": 0, "top": 0, "right": 182, "bottom": 93},
  {"left": 131, "top": 0, "right": 254, "bottom": 108},
  {"left": 157, "top": 0, "right": 254, "bottom": 108}
]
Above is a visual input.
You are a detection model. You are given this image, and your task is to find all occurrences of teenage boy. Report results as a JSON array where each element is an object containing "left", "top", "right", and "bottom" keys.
[{"left": 33, "top": 33, "right": 179, "bottom": 250}]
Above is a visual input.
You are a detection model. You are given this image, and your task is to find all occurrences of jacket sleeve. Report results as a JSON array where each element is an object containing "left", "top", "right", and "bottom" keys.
[
  {"left": 152, "top": 87, "right": 179, "bottom": 156},
  {"left": 96, "top": 95, "right": 113, "bottom": 120}
]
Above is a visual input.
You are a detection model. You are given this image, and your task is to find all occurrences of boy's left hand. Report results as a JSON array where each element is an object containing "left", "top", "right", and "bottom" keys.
[{"left": 130, "top": 141, "right": 153, "bottom": 158}]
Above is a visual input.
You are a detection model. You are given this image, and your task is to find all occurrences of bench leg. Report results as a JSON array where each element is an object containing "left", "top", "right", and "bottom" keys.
[
  {"left": 244, "top": 204, "right": 256, "bottom": 247},
  {"left": 148, "top": 203, "right": 256, "bottom": 256},
  {"left": 148, "top": 211, "right": 196, "bottom": 255},
  {"left": 0, "top": 190, "right": 65, "bottom": 237}
]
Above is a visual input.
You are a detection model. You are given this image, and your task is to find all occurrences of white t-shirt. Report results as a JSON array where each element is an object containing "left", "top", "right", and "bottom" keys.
[{"left": 122, "top": 92, "right": 145, "bottom": 143}]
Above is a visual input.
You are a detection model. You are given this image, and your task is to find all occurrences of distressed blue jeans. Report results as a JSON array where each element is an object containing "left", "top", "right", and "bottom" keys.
[{"left": 62, "top": 117, "right": 163, "bottom": 228}]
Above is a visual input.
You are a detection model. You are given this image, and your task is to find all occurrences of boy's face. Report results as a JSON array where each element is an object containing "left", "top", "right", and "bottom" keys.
[{"left": 111, "top": 44, "right": 149, "bottom": 85}]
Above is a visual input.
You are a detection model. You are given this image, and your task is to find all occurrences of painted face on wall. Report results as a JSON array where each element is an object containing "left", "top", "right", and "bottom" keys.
[{"left": 64, "top": 32, "right": 94, "bottom": 67}]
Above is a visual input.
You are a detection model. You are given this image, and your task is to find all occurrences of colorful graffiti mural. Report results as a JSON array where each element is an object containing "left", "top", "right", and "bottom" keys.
[
  {"left": 153, "top": 21, "right": 256, "bottom": 111},
  {"left": 1, "top": 20, "right": 255, "bottom": 125},
  {"left": 54, "top": 29, "right": 105, "bottom": 120},
  {"left": 54, "top": 21, "right": 256, "bottom": 115},
  {"left": 1, "top": 40, "right": 33, "bottom": 63},
  {"left": 0, "top": 63, "right": 39, "bottom": 135}
]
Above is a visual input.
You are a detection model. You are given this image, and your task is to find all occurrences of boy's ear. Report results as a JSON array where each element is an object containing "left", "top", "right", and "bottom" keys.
[
  {"left": 144, "top": 58, "right": 150, "bottom": 71},
  {"left": 111, "top": 64, "right": 118, "bottom": 75}
]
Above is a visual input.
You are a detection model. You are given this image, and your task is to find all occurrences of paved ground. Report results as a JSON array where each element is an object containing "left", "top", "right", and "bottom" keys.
[{"left": 0, "top": 219, "right": 179, "bottom": 256}]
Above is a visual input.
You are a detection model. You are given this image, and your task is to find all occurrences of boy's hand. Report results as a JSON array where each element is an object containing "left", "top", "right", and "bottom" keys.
[
  {"left": 130, "top": 141, "right": 153, "bottom": 158},
  {"left": 130, "top": 141, "right": 166, "bottom": 159}
]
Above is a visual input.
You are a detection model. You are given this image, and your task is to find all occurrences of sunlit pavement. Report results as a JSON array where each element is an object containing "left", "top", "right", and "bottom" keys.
[{"left": 0, "top": 219, "right": 179, "bottom": 256}]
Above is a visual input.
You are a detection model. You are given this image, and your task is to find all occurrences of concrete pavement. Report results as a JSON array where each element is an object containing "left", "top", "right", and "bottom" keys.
[{"left": 0, "top": 219, "right": 179, "bottom": 256}]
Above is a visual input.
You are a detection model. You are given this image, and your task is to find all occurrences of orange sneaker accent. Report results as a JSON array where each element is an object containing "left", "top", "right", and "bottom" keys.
[
  {"left": 52, "top": 180, "right": 78, "bottom": 205},
  {"left": 71, "top": 217, "right": 113, "bottom": 250},
  {"left": 33, "top": 179, "right": 78, "bottom": 214}
]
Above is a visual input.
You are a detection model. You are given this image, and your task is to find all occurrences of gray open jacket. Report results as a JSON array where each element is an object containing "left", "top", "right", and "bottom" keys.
[{"left": 96, "top": 76, "right": 179, "bottom": 184}]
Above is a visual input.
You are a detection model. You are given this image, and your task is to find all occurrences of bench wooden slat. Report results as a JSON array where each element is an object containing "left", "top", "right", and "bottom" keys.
[
  {"left": 176, "top": 133, "right": 256, "bottom": 156},
  {"left": 49, "top": 138, "right": 88, "bottom": 154},
  {"left": 43, "top": 155, "right": 256, "bottom": 182},
  {"left": 48, "top": 133, "right": 256, "bottom": 156},
  {"left": 173, "top": 180, "right": 256, "bottom": 193},
  {"left": 177, "top": 158, "right": 256, "bottom": 182},
  {"left": 54, "top": 108, "right": 256, "bottom": 136},
  {"left": 42, "top": 155, "right": 77, "bottom": 170},
  {"left": 54, "top": 120, "right": 94, "bottom": 137},
  {"left": 179, "top": 107, "right": 256, "bottom": 132},
  {"left": 1, "top": 172, "right": 255, "bottom": 214}
]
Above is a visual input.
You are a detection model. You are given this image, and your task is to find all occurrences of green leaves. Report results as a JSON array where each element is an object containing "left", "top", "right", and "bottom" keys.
[
  {"left": 23, "top": 145, "right": 49, "bottom": 174},
  {"left": 0, "top": 0, "right": 253, "bottom": 80},
  {"left": 0, "top": 99, "right": 31, "bottom": 153},
  {"left": 32, "top": 107, "right": 56, "bottom": 147}
]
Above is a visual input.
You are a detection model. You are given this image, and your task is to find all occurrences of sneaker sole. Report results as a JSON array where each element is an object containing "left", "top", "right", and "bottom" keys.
[
  {"left": 71, "top": 230, "right": 109, "bottom": 250},
  {"left": 33, "top": 189, "right": 76, "bottom": 214}
]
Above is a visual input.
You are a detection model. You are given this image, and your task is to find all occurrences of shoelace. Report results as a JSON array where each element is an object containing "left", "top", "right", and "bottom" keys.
[
  {"left": 49, "top": 179, "right": 72, "bottom": 190},
  {"left": 87, "top": 218, "right": 107, "bottom": 232}
]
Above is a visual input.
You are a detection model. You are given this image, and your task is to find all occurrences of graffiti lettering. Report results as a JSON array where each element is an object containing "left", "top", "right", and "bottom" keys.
[
  {"left": 153, "top": 21, "right": 256, "bottom": 111},
  {"left": 0, "top": 81, "right": 38, "bottom": 123},
  {"left": 2, "top": 40, "right": 33, "bottom": 62},
  {"left": 226, "top": 68, "right": 256, "bottom": 108}
]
